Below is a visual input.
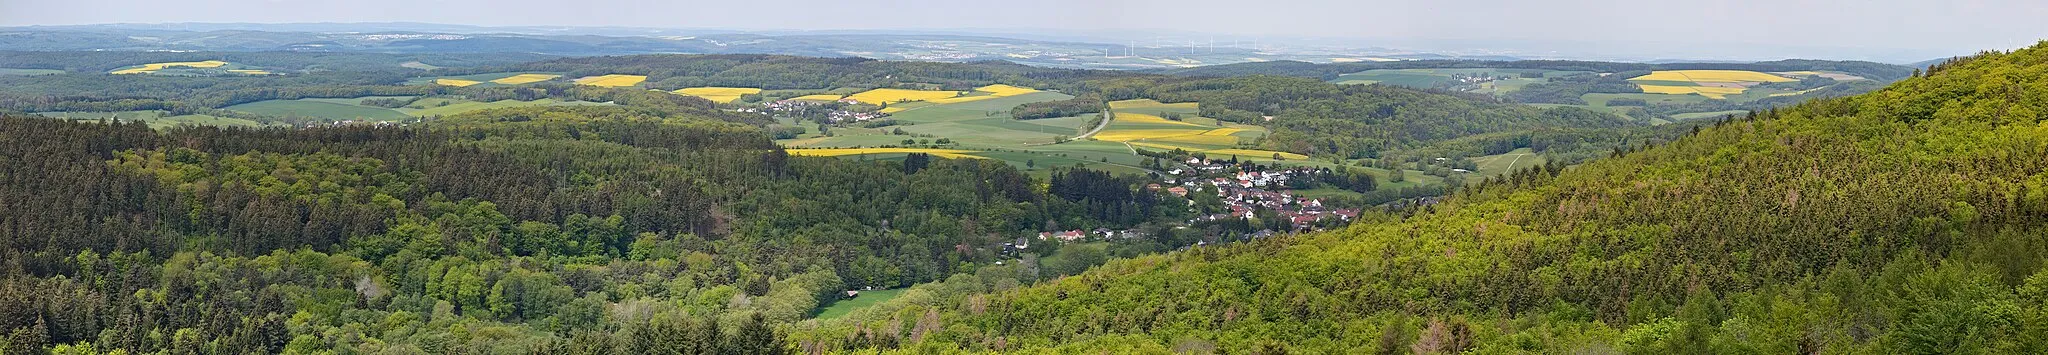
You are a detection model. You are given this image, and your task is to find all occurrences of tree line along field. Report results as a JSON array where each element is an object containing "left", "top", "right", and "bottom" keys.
[
  {"left": 0, "top": 68, "right": 67, "bottom": 76},
  {"left": 31, "top": 110, "right": 274, "bottom": 129}
]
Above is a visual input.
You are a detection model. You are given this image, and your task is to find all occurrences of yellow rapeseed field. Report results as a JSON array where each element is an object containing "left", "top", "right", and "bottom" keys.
[
  {"left": 974, "top": 84, "right": 1040, "bottom": 96},
  {"left": 846, "top": 89, "right": 964, "bottom": 105},
  {"left": 110, "top": 60, "right": 229, "bottom": 74},
  {"left": 573, "top": 74, "right": 648, "bottom": 87},
  {"left": 791, "top": 94, "right": 844, "bottom": 101},
  {"left": 1629, "top": 70, "right": 1795, "bottom": 83},
  {"left": 924, "top": 95, "right": 999, "bottom": 104},
  {"left": 1206, "top": 149, "right": 1309, "bottom": 160},
  {"left": 1093, "top": 129, "right": 1209, "bottom": 142},
  {"left": 786, "top": 148, "right": 986, "bottom": 159},
  {"left": 1201, "top": 128, "right": 1248, "bottom": 136},
  {"left": 435, "top": 79, "right": 484, "bottom": 87},
  {"left": 1113, "top": 113, "right": 1207, "bottom": 127},
  {"left": 1637, "top": 85, "right": 1747, "bottom": 99},
  {"left": 673, "top": 87, "right": 764, "bottom": 104},
  {"left": 491, "top": 74, "right": 560, "bottom": 85},
  {"left": 1145, "top": 134, "right": 1240, "bottom": 146}
]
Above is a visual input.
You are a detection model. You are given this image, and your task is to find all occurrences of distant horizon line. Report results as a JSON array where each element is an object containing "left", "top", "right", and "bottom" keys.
[{"left": 0, "top": 21, "right": 1983, "bottom": 65}]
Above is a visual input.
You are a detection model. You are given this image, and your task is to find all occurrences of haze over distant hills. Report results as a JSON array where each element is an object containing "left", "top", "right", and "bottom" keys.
[{"left": 0, "top": 23, "right": 1964, "bottom": 67}]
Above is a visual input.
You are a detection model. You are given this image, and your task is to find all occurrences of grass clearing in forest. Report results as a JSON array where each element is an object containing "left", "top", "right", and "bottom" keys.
[
  {"left": 813, "top": 289, "right": 907, "bottom": 320},
  {"left": 573, "top": 74, "right": 648, "bottom": 87},
  {"left": 1472, "top": 148, "right": 1547, "bottom": 177}
]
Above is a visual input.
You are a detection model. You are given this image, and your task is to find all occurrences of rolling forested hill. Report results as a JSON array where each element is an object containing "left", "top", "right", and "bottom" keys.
[
  {"left": 799, "top": 43, "right": 2048, "bottom": 353},
  {"left": 2, "top": 42, "right": 2035, "bottom": 354},
  {"left": 0, "top": 103, "right": 1204, "bottom": 353}
]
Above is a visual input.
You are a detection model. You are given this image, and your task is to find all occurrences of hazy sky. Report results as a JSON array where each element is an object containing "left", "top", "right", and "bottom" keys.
[{"left": 5, "top": 0, "right": 2046, "bottom": 60}]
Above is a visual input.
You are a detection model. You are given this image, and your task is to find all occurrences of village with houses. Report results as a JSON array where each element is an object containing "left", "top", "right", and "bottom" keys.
[
  {"left": 756, "top": 97, "right": 887, "bottom": 123},
  {"left": 1022, "top": 157, "right": 1365, "bottom": 249},
  {"left": 1161, "top": 161, "right": 1365, "bottom": 230}
]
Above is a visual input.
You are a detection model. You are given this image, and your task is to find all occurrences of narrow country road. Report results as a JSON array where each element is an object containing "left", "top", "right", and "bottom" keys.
[{"left": 1075, "top": 110, "right": 1112, "bottom": 139}]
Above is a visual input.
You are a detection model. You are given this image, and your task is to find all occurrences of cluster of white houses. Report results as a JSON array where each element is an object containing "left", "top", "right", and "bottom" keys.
[
  {"left": 1155, "top": 166, "right": 1363, "bottom": 230},
  {"left": 757, "top": 98, "right": 885, "bottom": 123}
]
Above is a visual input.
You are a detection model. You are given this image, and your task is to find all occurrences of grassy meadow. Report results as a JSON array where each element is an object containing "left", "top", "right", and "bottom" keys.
[
  {"left": 33, "top": 111, "right": 273, "bottom": 129},
  {"left": 221, "top": 96, "right": 610, "bottom": 122},
  {"left": 813, "top": 289, "right": 907, "bottom": 320}
]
